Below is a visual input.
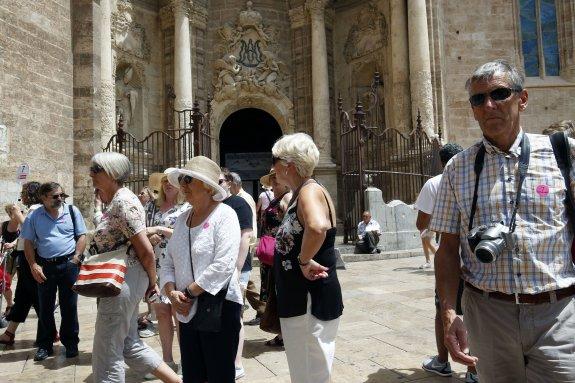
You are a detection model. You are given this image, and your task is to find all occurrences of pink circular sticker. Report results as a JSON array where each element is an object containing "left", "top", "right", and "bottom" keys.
[
  {"left": 203, "top": 221, "right": 210, "bottom": 229},
  {"left": 536, "top": 184, "right": 549, "bottom": 197}
]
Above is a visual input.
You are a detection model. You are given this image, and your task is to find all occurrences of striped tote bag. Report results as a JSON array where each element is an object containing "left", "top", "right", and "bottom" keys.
[{"left": 72, "top": 246, "right": 128, "bottom": 297}]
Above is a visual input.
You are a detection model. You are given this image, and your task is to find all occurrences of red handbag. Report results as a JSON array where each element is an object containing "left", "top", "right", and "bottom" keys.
[{"left": 255, "top": 235, "right": 275, "bottom": 266}]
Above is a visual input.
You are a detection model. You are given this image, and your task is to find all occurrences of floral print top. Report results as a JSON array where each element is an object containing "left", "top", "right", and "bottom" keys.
[
  {"left": 90, "top": 188, "right": 145, "bottom": 266},
  {"left": 146, "top": 202, "right": 190, "bottom": 264}
]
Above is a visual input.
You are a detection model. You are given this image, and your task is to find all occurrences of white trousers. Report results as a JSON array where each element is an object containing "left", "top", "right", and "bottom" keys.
[{"left": 280, "top": 293, "right": 340, "bottom": 383}]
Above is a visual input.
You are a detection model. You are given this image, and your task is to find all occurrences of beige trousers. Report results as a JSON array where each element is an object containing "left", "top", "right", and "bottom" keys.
[{"left": 463, "top": 287, "right": 575, "bottom": 383}]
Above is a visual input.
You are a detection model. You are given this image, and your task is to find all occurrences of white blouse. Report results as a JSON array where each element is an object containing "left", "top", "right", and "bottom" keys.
[{"left": 160, "top": 203, "right": 242, "bottom": 323}]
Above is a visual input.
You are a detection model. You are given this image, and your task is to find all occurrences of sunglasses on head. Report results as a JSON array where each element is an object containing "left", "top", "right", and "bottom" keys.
[
  {"left": 52, "top": 193, "right": 67, "bottom": 200},
  {"left": 178, "top": 174, "right": 193, "bottom": 185},
  {"left": 469, "top": 87, "right": 521, "bottom": 107},
  {"left": 89, "top": 164, "right": 105, "bottom": 174}
]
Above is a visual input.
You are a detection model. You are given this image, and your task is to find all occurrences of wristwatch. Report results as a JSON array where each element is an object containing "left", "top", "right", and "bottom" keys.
[{"left": 297, "top": 255, "right": 310, "bottom": 266}]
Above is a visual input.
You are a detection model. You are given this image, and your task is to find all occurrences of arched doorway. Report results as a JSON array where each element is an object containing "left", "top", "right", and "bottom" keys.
[{"left": 219, "top": 108, "right": 283, "bottom": 199}]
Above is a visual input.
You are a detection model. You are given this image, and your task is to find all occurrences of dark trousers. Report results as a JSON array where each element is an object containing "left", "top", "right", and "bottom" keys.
[
  {"left": 245, "top": 264, "right": 271, "bottom": 317},
  {"left": 355, "top": 231, "right": 380, "bottom": 253},
  {"left": 36, "top": 259, "right": 79, "bottom": 352},
  {"left": 6, "top": 254, "right": 55, "bottom": 343},
  {"left": 179, "top": 300, "right": 241, "bottom": 383}
]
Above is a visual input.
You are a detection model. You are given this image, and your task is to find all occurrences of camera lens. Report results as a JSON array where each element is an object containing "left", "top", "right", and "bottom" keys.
[{"left": 474, "top": 238, "right": 504, "bottom": 263}]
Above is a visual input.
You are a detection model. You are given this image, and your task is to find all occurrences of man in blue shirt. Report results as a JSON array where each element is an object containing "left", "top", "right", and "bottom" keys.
[{"left": 21, "top": 182, "right": 87, "bottom": 361}]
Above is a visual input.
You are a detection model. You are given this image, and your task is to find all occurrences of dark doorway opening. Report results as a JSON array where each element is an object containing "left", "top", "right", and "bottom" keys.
[{"left": 219, "top": 108, "right": 283, "bottom": 199}]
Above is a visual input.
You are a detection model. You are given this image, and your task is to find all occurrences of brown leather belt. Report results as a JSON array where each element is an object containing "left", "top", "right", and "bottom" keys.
[{"left": 464, "top": 281, "right": 575, "bottom": 305}]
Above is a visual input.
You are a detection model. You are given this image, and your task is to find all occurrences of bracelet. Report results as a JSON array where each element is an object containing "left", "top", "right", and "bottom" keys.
[
  {"left": 297, "top": 255, "right": 310, "bottom": 266},
  {"left": 183, "top": 286, "right": 195, "bottom": 299}
]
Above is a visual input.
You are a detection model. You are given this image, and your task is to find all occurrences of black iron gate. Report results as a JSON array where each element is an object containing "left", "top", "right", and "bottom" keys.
[
  {"left": 104, "top": 101, "right": 213, "bottom": 193},
  {"left": 339, "top": 73, "right": 443, "bottom": 243}
]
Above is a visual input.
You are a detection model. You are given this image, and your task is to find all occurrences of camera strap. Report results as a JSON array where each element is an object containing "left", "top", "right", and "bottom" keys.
[{"left": 468, "top": 133, "right": 531, "bottom": 233}]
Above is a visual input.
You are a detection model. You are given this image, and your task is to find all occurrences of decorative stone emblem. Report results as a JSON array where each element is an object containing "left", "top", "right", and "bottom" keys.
[
  {"left": 112, "top": 0, "right": 151, "bottom": 61},
  {"left": 344, "top": 1, "right": 387, "bottom": 63},
  {"left": 213, "top": 1, "right": 288, "bottom": 101}
]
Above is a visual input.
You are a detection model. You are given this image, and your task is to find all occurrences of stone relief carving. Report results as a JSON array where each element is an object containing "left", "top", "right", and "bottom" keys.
[
  {"left": 112, "top": 0, "right": 151, "bottom": 61},
  {"left": 115, "top": 63, "right": 142, "bottom": 135},
  {"left": 212, "top": 1, "right": 289, "bottom": 102},
  {"left": 344, "top": 1, "right": 387, "bottom": 63}
]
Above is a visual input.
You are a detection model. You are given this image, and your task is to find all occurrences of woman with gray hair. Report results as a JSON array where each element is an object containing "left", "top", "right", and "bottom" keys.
[
  {"left": 272, "top": 133, "right": 344, "bottom": 383},
  {"left": 88, "top": 152, "right": 181, "bottom": 383}
]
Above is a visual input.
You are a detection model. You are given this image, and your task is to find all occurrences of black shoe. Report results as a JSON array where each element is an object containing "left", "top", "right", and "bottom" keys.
[
  {"left": 33, "top": 348, "right": 53, "bottom": 361},
  {"left": 65, "top": 349, "right": 79, "bottom": 358},
  {"left": 244, "top": 316, "right": 261, "bottom": 326}
]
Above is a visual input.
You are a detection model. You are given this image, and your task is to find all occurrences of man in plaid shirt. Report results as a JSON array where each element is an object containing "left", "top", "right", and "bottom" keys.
[{"left": 431, "top": 60, "right": 575, "bottom": 382}]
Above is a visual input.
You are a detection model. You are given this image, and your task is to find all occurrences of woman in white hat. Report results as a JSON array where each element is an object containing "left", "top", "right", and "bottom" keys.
[{"left": 161, "top": 156, "right": 243, "bottom": 383}]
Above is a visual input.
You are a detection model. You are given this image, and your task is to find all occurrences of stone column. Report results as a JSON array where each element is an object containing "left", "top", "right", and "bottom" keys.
[
  {"left": 306, "top": 0, "right": 333, "bottom": 165},
  {"left": 100, "top": 0, "right": 116, "bottom": 147},
  {"left": 171, "top": 0, "right": 193, "bottom": 113},
  {"left": 407, "top": 0, "right": 435, "bottom": 137}
]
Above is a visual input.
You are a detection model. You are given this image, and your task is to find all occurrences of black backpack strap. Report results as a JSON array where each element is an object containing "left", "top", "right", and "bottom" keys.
[
  {"left": 68, "top": 204, "right": 78, "bottom": 241},
  {"left": 550, "top": 131, "right": 575, "bottom": 232}
]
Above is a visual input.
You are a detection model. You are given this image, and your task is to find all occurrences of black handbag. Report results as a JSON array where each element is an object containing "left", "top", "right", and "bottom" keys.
[{"left": 188, "top": 220, "right": 228, "bottom": 332}]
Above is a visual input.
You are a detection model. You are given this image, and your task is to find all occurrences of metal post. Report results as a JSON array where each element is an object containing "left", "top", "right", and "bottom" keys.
[
  {"left": 354, "top": 100, "right": 366, "bottom": 215},
  {"left": 117, "top": 114, "right": 125, "bottom": 153},
  {"left": 191, "top": 101, "right": 202, "bottom": 157},
  {"left": 416, "top": 109, "right": 425, "bottom": 185}
]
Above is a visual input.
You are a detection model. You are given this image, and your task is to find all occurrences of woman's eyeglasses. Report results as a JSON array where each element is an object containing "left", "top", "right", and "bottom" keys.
[
  {"left": 178, "top": 175, "right": 193, "bottom": 185},
  {"left": 89, "top": 164, "right": 105, "bottom": 174},
  {"left": 218, "top": 178, "right": 226, "bottom": 185},
  {"left": 468, "top": 87, "right": 520, "bottom": 107},
  {"left": 52, "top": 193, "right": 67, "bottom": 200}
]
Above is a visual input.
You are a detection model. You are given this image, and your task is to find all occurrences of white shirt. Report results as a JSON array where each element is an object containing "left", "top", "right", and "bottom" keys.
[
  {"left": 160, "top": 204, "right": 242, "bottom": 323},
  {"left": 357, "top": 219, "right": 381, "bottom": 239},
  {"left": 414, "top": 174, "right": 442, "bottom": 214},
  {"left": 258, "top": 190, "right": 273, "bottom": 212},
  {"left": 16, "top": 203, "right": 42, "bottom": 251}
]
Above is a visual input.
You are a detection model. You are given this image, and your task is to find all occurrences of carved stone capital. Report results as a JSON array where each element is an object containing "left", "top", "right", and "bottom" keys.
[
  {"left": 191, "top": 5, "right": 208, "bottom": 29},
  {"left": 170, "top": 0, "right": 193, "bottom": 17},
  {"left": 288, "top": 5, "right": 307, "bottom": 29},
  {"left": 159, "top": 5, "right": 174, "bottom": 29},
  {"left": 305, "top": 0, "right": 328, "bottom": 18}
]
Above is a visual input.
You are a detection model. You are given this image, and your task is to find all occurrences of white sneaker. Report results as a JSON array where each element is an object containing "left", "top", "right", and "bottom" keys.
[
  {"left": 138, "top": 323, "right": 158, "bottom": 338},
  {"left": 422, "top": 355, "right": 452, "bottom": 377},
  {"left": 235, "top": 366, "right": 245, "bottom": 380},
  {"left": 419, "top": 261, "right": 432, "bottom": 269}
]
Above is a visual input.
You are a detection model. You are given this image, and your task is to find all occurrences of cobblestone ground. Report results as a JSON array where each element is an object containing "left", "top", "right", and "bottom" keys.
[{"left": 0, "top": 257, "right": 471, "bottom": 382}]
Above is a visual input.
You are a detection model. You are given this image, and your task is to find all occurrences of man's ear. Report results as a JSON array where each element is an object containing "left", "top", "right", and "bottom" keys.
[{"left": 518, "top": 89, "right": 528, "bottom": 111}]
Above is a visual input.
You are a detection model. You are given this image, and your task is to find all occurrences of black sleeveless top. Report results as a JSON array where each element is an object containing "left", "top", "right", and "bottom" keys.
[
  {"left": 273, "top": 186, "right": 344, "bottom": 321},
  {"left": 1, "top": 221, "right": 19, "bottom": 243}
]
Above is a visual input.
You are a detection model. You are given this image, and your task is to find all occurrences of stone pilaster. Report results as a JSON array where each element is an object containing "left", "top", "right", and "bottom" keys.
[
  {"left": 171, "top": 0, "right": 193, "bottom": 111},
  {"left": 558, "top": 0, "right": 575, "bottom": 81},
  {"left": 306, "top": 0, "right": 333, "bottom": 165},
  {"left": 100, "top": 0, "right": 116, "bottom": 147},
  {"left": 407, "top": 0, "right": 435, "bottom": 137}
]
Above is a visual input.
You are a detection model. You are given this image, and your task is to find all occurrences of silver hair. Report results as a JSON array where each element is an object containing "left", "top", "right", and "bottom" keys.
[
  {"left": 229, "top": 172, "right": 242, "bottom": 185},
  {"left": 465, "top": 59, "right": 524, "bottom": 95},
  {"left": 272, "top": 133, "right": 319, "bottom": 178},
  {"left": 91, "top": 152, "right": 132, "bottom": 184}
]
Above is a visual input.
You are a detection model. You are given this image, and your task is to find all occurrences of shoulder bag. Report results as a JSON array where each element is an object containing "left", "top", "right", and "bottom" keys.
[
  {"left": 72, "top": 245, "right": 128, "bottom": 297},
  {"left": 188, "top": 216, "right": 228, "bottom": 332}
]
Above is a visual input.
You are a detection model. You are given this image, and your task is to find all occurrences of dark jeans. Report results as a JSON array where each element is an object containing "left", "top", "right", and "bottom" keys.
[
  {"left": 179, "top": 300, "right": 241, "bottom": 383},
  {"left": 355, "top": 231, "right": 380, "bottom": 253},
  {"left": 36, "top": 258, "right": 79, "bottom": 352},
  {"left": 6, "top": 254, "right": 55, "bottom": 343}
]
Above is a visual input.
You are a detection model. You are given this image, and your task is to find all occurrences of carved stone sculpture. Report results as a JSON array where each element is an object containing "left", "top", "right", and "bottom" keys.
[
  {"left": 344, "top": 1, "right": 387, "bottom": 63},
  {"left": 112, "top": 0, "right": 150, "bottom": 61}
]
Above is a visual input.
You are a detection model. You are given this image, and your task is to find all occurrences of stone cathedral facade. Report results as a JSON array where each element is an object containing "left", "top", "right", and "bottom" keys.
[{"left": 1, "top": 0, "right": 574, "bottom": 219}]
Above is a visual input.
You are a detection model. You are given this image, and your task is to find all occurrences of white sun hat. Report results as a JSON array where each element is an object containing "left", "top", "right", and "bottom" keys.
[{"left": 167, "top": 156, "right": 228, "bottom": 201}]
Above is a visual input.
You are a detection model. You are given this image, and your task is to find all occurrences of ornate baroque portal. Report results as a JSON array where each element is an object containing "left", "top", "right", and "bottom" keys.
[{"left": 210, "top": 1, "right": 295, "bottom": 152}]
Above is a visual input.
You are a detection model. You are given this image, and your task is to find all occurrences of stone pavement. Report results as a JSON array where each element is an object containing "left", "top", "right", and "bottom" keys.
[{"left": 0, "top": 256, "right": 472, "bottom": 382}]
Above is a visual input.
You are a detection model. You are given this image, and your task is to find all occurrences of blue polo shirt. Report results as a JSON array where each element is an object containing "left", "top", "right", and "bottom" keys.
[{"left": 21, "top": 204, "right": 87, "bottom": 259}]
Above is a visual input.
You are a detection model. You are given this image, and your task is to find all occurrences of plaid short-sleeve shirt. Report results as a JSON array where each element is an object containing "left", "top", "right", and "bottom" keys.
[{"left": 430, "top": 130, "right": 575, "bottom": 294}]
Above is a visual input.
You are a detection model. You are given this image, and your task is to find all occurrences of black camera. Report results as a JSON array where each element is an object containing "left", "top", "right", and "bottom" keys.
[{"left": 467, "top": 222, "right": 512, "bottom": 263}]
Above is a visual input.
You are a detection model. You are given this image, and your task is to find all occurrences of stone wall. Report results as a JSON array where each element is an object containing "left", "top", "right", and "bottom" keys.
[
  {"left": 0, "top": 0, "right": 74, "bottom": 212},
  {"left": 439, "top": 0, "right": 575, "bottom": 148}
]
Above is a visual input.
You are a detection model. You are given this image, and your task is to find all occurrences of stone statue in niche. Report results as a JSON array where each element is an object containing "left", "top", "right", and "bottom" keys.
[
  {"left": 115, "top": 65, "right": 140, "bottom": 135},
  {"left": 212, "top": 1, "right": 288, "bottom": 101},
  {"left": 344, "top": 1, "right": 387, "bottom": 63}
]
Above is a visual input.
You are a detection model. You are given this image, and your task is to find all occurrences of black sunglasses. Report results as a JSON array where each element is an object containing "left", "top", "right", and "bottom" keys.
[
  {"left": 178, "top": 174, "right": 193, "bottom": 185},
  {"left": 89, "top": 164, "right": 105, "bottom": 174},
  {"left": 469, "top": 87, "right": 521, "bottom": 107},
  {"left": 218, "top": 178, "right": 226, "bottom": 185},
  {"left": 52, "top": 193, "right": 67, "bottom": 200}
]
